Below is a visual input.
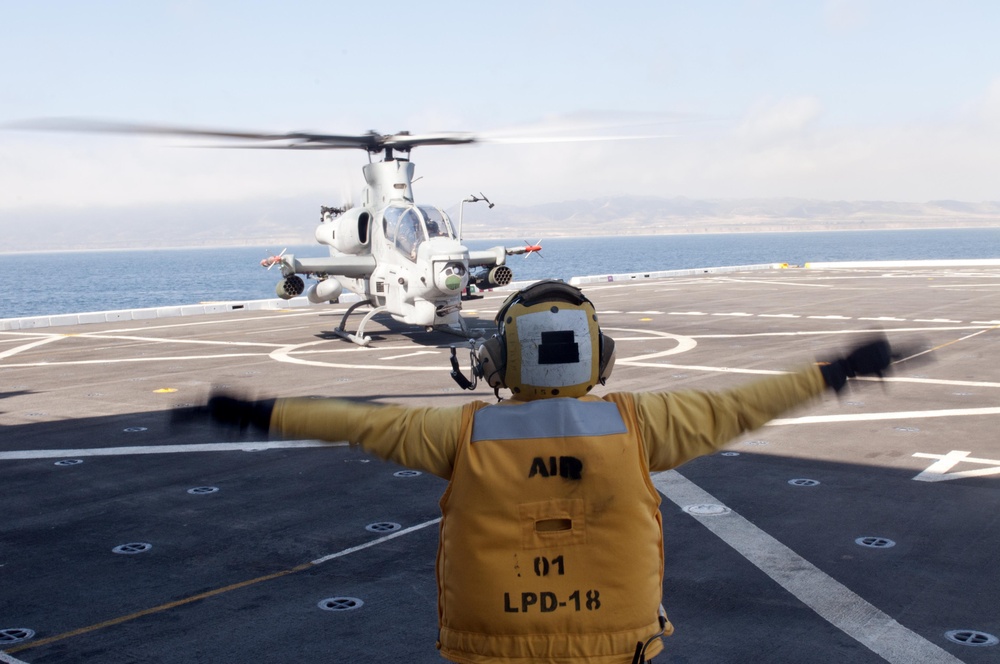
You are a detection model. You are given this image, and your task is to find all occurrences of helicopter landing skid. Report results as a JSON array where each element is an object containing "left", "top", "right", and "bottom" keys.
[
  {"left": 332, "top": 301, "right": 386, "bottom": 347},
  {"left": 332, "top": 301, "right": 481, "bottom": 346}
]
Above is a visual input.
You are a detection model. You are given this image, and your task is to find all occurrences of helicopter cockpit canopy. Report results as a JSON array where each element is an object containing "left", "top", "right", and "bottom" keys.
[{"left": 382, "top": 204, "right": 457, "bottom": 261}]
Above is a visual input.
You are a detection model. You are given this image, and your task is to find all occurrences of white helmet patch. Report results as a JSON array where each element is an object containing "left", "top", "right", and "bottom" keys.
[{"left": 514, "top": 309, "right": 593, "bottom": 388}]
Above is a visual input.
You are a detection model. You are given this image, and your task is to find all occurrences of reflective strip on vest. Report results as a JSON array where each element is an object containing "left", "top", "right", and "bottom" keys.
[{"left": 471, "top": 399, "right": 626, "bottom": 442}]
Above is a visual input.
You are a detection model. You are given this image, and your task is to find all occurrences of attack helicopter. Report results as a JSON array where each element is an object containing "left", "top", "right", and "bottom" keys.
[
  {"left": 238, "top": 129, "right": 533, "bottom": 346},
  {"left": 8, "top": 120, "right": 539, "bottom": 345}
]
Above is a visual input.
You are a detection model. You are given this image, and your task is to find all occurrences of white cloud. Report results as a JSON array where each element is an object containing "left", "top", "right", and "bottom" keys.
[
  {"left": 823, "top": 0, "right": 872, "bottom": 33},
  {"left": 736, "top": 96, "right": 825, "bottom": 143},
  {"left": 962, "top": 77, "right": 1000, "bottom": 125},
  {"left": 0, "top": 132, "right": 355, "bottom": 210},
  {"left": 5, "top": 78, "right": 1000, "bottom": 218}
]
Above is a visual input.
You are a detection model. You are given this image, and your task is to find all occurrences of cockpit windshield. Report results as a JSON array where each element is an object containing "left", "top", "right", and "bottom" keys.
[
  {"left": 418, "top": 206, "right": 454, "bottom": 240},
  {"left": 382, "top": 204, "right": 455, "bottom": 261}
]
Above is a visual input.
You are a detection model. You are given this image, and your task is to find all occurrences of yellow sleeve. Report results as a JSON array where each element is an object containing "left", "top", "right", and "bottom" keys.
[
  {"left": 622, "top": 366, "right": 827, "bottom": 472},
  {"left": 269, "top": 398, "right": 468, "bottom": 479}
]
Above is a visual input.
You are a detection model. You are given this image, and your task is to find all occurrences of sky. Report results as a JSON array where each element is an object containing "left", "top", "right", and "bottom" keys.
[{"left": 2, "top": 0, "right": 1000, "bottom": 243}]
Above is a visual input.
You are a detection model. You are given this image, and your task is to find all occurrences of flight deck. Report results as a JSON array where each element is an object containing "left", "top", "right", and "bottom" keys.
[{"left": 2, "top": 262, "right": 999, "bottom": 663}]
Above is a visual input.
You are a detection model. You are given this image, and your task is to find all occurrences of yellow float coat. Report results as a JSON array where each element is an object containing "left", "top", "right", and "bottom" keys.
[{"left": 437, "top": 395, "right": 668, "bottom": 663}]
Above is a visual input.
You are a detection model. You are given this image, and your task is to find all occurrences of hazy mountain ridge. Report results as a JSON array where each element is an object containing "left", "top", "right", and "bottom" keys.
[
  {"left": 472, "top": 197, "right": 1000, "bottom": 239},
  {"left": 3, "top": 196, "right": 998, "bottom": 252}
]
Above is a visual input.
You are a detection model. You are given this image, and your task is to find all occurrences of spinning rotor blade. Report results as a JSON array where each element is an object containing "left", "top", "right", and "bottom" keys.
[
  {"left": 8, "top": 117, "right": 315, "bottom": 141},
  {"left": 6, "top": 118, "right": 477, "bottom": 152},
  {"left": 7, "top": 116, "right": 679, "bottom": 155},
  {"left": 381, "top": 132, "right": 478, "bottom": 149}
]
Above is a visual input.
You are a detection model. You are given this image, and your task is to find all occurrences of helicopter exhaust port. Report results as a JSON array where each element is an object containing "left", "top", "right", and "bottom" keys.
[{"left": 275, "top": 275, "right": 305, "bottom": 299}]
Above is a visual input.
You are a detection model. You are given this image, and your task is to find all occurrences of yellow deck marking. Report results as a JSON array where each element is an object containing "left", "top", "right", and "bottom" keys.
[{"left": 7, "top": 518, "right": 440, "bottom": 654}]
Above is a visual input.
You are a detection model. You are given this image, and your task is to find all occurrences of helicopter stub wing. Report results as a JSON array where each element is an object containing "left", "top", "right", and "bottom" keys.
[
  {"left": 279, "top": 254, "right": 377, "bottom": 279},
  {"left": 467, "top": 247, "right": 508, "bottom": 267}
]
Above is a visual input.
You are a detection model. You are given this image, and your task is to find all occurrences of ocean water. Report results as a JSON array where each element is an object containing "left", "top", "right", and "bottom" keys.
[{"left": 2, "top": 228, "right": 998, "bottom": 319}]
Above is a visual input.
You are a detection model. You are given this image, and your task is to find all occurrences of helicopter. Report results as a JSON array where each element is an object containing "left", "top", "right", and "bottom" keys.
[
  {"left": 232, "top": 129, "right": 536, "bottom": 346},
  {"left": 7, "top": 119, "right": 542, "bottom": 345}
]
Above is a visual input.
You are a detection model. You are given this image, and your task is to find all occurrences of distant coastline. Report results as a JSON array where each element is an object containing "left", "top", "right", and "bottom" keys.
[
  {"left": 463, "top": 219, "right": 1000, "bottom": 241},
  {"left": 3, "top": 223, "right": 999, "bottom": 255},
  {"left": 2, "top": 194, "right": 998, "bottom": 253}
]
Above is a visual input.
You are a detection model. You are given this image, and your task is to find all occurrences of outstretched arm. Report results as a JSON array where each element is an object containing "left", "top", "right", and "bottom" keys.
[
  {"left": 194, "top": 395, "right": 466, "bottom": 479},
  {"left": 629, "top": 336, "right": 892, "bottom": 471},
  {"left": 271, "top": 398, "right": 465, "bottom": 478},
  {"left": 629, "top": 366, "right": 826, "bottom": 471}
]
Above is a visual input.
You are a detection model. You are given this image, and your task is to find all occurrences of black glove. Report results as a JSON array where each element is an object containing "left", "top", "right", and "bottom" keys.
[
  {"left": 820, "top": 335, "right": 892, "bottom": 392},
  {"left": 172, "top": 393, "right": 275, "bottom": 435},
  {"left": 207, "top": 394, "right": 275, "bottom": 433}
]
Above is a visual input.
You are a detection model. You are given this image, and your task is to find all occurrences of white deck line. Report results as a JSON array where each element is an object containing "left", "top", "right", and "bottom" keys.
[
  {"left": 569, "top": 262, "right": 787, "bottom": 285},
  {"left": 0, "top": 296, "right": 326, "bottom": 331},
  {"left": 652, "top": 469, "right": 964, "bottom": 664},
  {"left": 804, "top": 258, "right": 1000, "bottom": 268},
  {"left": 0, "top": 440, "right": 341, "bottom": 461}
]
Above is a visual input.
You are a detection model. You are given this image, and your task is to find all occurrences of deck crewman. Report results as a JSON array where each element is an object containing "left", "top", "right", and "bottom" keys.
[{"left": 190, "top": 279, "right": 893, "bottom": 663}]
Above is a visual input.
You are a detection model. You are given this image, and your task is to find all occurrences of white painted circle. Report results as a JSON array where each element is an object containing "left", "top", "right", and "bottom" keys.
[
  {"left": 268, "top": 328, "right": 697, "bottom": 371},
  {"left": 269, "top": 339, "right": 450, "bottom": 371},
  {"left": 606, "top": 328, "right": 698, "bottom": 365}
]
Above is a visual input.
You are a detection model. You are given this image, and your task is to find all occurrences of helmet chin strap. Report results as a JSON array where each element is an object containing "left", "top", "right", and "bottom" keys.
[
  {"left": 450, "top": 341, "right": 506, "bottom": 402},
  {"left": 449, "top": 343, "right": 478, "bottom": 391}
]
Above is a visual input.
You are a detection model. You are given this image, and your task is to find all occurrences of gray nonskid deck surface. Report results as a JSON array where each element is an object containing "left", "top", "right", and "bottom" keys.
[{"left": 2, "top": 264, "right": 999, "bottom": 663}]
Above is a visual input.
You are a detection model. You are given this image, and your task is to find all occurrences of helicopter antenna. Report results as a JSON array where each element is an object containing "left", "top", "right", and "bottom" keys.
[{"left": 458, "top": 192, "right": 494, "bottom": 242}]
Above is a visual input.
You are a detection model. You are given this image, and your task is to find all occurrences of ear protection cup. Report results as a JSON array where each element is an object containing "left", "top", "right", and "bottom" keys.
[
  {"left": 598, "top": 333, "right": 616, "bottom": 385},
  {"left": 476, "top": 336, "right": 506, "bottom": 389}
]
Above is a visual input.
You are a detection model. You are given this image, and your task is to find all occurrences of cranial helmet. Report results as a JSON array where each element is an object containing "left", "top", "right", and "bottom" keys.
[{"left": 476, "top": 280, "right": 616, "bottom": 399}]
